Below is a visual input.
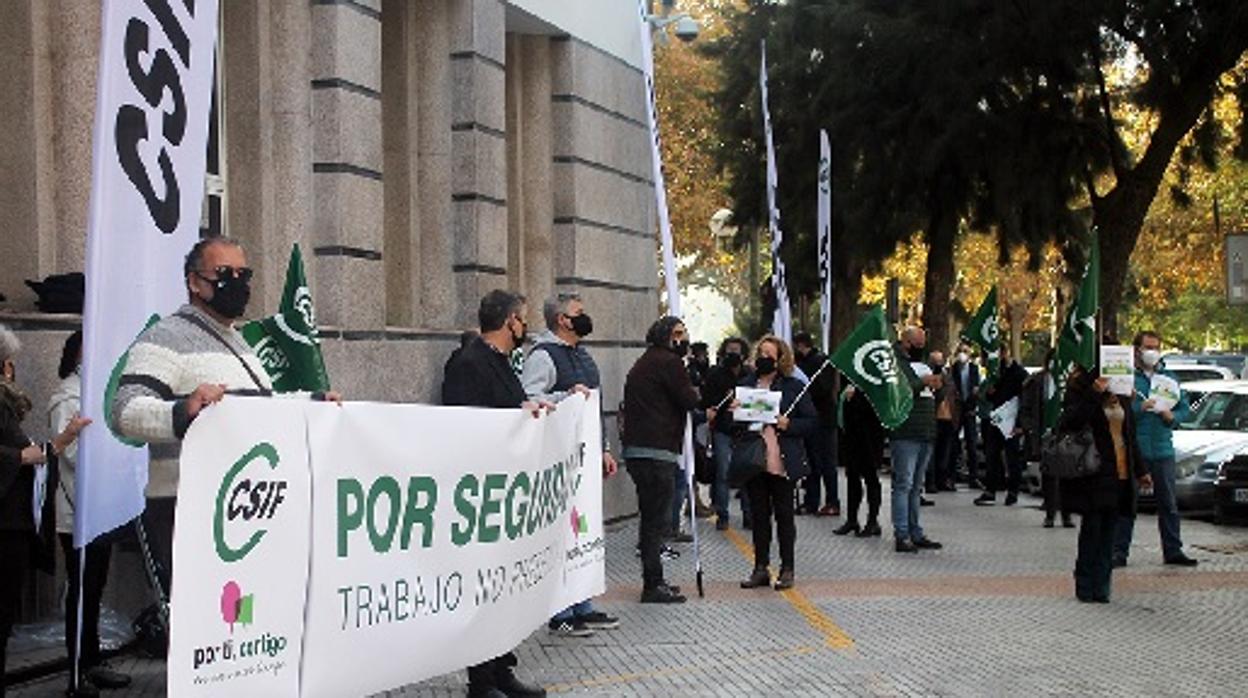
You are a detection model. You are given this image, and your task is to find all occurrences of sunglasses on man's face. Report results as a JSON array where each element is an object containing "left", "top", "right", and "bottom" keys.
[{"left": 197, "top": 266, "right": 254, "bottom": 284}]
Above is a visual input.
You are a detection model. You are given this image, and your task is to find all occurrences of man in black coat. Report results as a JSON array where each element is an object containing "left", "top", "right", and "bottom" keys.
[
  {"left": 951, "top": 344, "right": 982, "bottom": 485},
  {"left": 442, "top": 289, "right": 547, "bottom": 698},
  {"left": 621, "top": 316, "right": 700, "bottom": 604},
  {"left": 793, "top": 332, "right": 840, "bottom": 516},
  {"left": 974, "top": 343, "right": 1030, "bottom": 506}
]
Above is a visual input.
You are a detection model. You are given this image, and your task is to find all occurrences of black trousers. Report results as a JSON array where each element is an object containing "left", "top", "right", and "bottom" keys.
[
  {"left": 983, "top": 425, "right": 1022, "bottom": 495},
  {"left": 959, "top": 407, "right": 980, "bottom": 482},
  {"left": 59, "top": 534, "right": 113, "bottom": 674},
  {"left": 1074, "top": 481, "right": 1131, "bottom": 600},
  {"left": 1042, "top": 474, "right": 1071, "bottom": 519},
  {"left": 467, "top": 651, "right": 518, "bottom": 691},
  {"left": 142, "top": 497, "right": 177, "bottom": 595},
  {"left": 841, "top": 432, "right": 882, "bottom": 525},
  {"left": 627, "top": 459, "right": 676, "bottom": 590},
  {"left": 930, "top": 419, "right": 958, "bottom": 489},
  {"left": 1, "top": 531, "right": 33, "bottom": 698},
  {"left": 746, "top": 473, "right": 796, "bottom": 571}
]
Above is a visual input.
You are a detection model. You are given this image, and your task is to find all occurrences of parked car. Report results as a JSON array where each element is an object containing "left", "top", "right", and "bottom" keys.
[
  {"left": 1166, "top": 353, "right": 1248, "bottom": 380},
  {"left": 1139, "top": 381, "right": 1248, "bottom": 516},
  {"left": 1167, "top": 362, "right": 1237, "bottom": 385},
  {"left": 1214, "top": 453, "right": 1248, "bottom": 523}
]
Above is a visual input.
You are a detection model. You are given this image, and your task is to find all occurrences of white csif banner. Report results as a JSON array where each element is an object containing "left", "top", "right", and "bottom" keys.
[
  {"left": 169, "top": 393, "right": 606, "bottom": 697},
  {"left": 78, "top": 0, "right": 220, "bottom": 546}
]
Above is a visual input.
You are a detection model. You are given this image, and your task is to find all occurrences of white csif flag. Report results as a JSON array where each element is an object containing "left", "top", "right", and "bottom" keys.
[
  {"left": 818, "top": 129, "right": 832, "bottom": 353},
  {"left": 760, "top": 40, "right": 792, "bottom": 343},
  {"left": 637, "top": 0, "right": 681, "bottom": 316},
  {"left": 77, "top": 0, "right": 220, "bottom": 546}
]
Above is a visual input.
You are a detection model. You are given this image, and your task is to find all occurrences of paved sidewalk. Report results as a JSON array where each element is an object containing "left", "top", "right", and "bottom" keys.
[{"left": 10, "top": 485, "right": 1248, "bottom": 697}]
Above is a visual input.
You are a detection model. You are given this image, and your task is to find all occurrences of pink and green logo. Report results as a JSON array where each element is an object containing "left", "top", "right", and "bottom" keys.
[
  {"left": 220, "top": 581, "right": 254, "bottom": 633},
  {"left": 570, "top": 507, "right": 589, "bottom": 538}
]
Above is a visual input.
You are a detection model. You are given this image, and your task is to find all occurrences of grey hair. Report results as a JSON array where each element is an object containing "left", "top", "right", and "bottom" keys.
[
  {"left": 0, "top": 324, "right": 20, "bottom": 365},
  {"left": 543, "top": 292, "right": 582, "bottom": 331}
]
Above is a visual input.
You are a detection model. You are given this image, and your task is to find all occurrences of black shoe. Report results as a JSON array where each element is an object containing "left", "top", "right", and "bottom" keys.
[
  {"left": 671, "top": 531, "right": 694, "bottom": 543},
  {"left": 86, "top": 664, "right": 131, "bottom": 690},
  {"left": 1004, "top": 493, "right": 1018, "bottom": 506},
  {"left": 740, "top": 567, "right": 771, "bottom": 589},
  {"left": 774, "top": 569, "right": 794, "bottom": 591},
  {"left": 1111, "top": 556, "right": 1127, "bottom": 568},
  {"left": 1164, "top": 554, "right": 1199, "bottom": 567},
  {"left": 833, "top": 521, "right": 860, "bottom": 536},
  {"left": 919, "top": 496, "right": 934, "bottom": 507},
  {"left": 715, "top": 517, "right": 729, "bottom": 531},
  {"left": 856, "top": 521, "right": 882, "bottom": 537},
  {"left": 895, "top": 539, "right": 918, "bottom": 553},
  {"left": 913, "top": 537, "right": 943, "bottom": 550},
  {"left": 577, "top": 610, "right": 620, "bottom": 630},
  {"left": 660, "top": 544, "right": 681, "bottom": 561},
  {"left": 641, "top": 584, "right": 686, "bottom": 604},
  {"left": 547, "top": 618, "right": 594, "bottom": 637},
  {"left": 495, "top": 669, "right": 547, "bottom": 697},
  {"left": 973, "top": 493, "right": 996, "bottom": 506},
  {"left": 468, "top": 687, "right": 508, "bottom": 698},
  {"left": 1043, "top": 516, "right": 1055, "bottom": 528}
]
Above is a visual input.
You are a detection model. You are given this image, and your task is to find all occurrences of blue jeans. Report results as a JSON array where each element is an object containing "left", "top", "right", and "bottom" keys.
[
  {"left": 552, "top": 599, "right": 593, "bottom": 622},
  {"left": 890, "top": 439, "right": 932, "bottom": 541},
  {"left": 802, "top": 426, "right": 840, "bottom": 510},
  {"left": 1114, "top": 456, "right": 1184, "bottom": 561},
  {"left": 712, "top": 431, "right": 734, "bottom": 520}
]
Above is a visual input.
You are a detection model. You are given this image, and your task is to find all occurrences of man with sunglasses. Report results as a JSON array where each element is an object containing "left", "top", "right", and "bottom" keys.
[
  {"left": 521, "top": 293, "right": 620, "bottom": 638},
  {"left": 111, "top": 237, "right": 338, "bottom": 597}
]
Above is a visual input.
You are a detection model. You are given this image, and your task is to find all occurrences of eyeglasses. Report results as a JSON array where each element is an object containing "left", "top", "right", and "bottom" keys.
[{"left": 196, "top": 266, "right": 253, "bottom": 284}]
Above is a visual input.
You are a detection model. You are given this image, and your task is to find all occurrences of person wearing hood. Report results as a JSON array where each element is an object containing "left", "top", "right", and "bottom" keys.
[
  {"left": 1113, "top": 331, "right": 1197, "bottom": 568},
  {"left": 49, "top": 331, "right": 132, "bottom": 696},
  {"left": 2, "top": 324, "right": 90, "bottom": 696},
  {"left": 521, "top": 293, "right": 620, "bottom": 638}
]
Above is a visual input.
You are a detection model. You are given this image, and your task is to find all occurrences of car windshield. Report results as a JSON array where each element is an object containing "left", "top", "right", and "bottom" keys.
[{"left": 1185, "top": 392, "right": 1248, "bottom": 431}]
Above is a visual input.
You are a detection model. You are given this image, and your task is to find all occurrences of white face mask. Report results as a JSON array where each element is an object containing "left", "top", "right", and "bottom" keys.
[
  {"left": 1139, "top": 349, "right": 1161, "bottom": 369},
  {"left": 957, "top": 352, "right": 970, "bottom": 364}
]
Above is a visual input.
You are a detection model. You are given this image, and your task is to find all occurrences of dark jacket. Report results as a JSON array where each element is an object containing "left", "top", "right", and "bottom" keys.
[
  {"left": 840, "top": 387, "right": 886, "bottom": 460},
  {"left": 441, "top": 337, "right": 526, "bottom": 409},
  {"left": 797, "top": 349, "right": 836, "bottom": 429},
  {"left": 732, "top": 373, "right": 818, "bottom": 480},
  {"left": 1, "top": 380, "right": 58, "bottom": 571},
  {"left": 1017, "top": 370, "right": 1048, "bottom": 461},
  {"left": 890, "top": 345, "right": 936, "bottom": 442},
  {"left": 622, "top": 346, "right": 700, "bottom": 454},
  {"left": 985, "top": 360, "right": 1028, "bottom": 409},
  {"left": 701, "top": 363, "right": 750, "bottom": 435},
  {"left": 1058, "top": 387, "right": 1146, "bottom": 515}
]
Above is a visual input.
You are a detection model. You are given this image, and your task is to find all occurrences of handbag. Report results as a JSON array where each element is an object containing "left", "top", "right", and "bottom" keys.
[
  {"left": 1040, "top": 427, "right": 1101, "bottom": 479},
  {"left": 727, "top": 434, "right": 767, "bottom": 488}
]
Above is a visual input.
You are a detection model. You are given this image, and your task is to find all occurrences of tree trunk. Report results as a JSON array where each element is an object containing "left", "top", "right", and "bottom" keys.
[
  {"left": 922, "top": 203, "right": 958, "bottom": 353},
  {"left": 830, "top": 253, "right": 863, "bottom": 349}
]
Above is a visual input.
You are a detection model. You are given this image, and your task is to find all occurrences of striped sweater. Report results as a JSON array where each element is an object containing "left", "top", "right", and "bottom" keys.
[{"left": 111, "top": 303, "right": 272, "bottom": 498}]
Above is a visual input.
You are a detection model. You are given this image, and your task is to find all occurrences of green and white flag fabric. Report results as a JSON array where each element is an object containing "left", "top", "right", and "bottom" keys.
[
  {"left": 961, "top": 286, "right": 1000, "bottom": 382},
  {"left": 242, "top": 244, "right": 331, "bottom": 392},
  {"left": 1045, "top": 231, "right": 1100, "bottom": 430},
  {"left": 829, "top": 306, "right": 913, "bottom": 430}
]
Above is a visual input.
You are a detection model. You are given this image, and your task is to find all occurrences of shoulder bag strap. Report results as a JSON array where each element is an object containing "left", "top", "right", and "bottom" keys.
[{"left": 174, "top": 312, "right": 270, "bottom": 393}]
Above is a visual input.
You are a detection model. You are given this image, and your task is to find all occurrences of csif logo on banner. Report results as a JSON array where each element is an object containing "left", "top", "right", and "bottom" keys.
[
  {"left": 214, "top": 443, "right": 287, "bottom": 563},
  {"left": 115, "top": 0, "right": 201, "bottom": 235}
]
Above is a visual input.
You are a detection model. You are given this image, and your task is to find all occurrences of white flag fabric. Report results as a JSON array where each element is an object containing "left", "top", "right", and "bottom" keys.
[
  {"left": 637, "top": 0, "right": 681, "bottom": 317},
  {"left": 168, "top": 395, "right": 606, "bottom": 697},
  {"left": 818, "top": 129, "right": 832, "bottom": 353},
  {"left": 760, "top": 40, "right": 792, "bottom": 343},
  {"left": 77, "top": 0, "right": 220, "bottom": 546}
]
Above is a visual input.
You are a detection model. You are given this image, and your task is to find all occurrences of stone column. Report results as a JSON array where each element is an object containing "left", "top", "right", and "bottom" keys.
[
  {"left": 310, "top": 0, "right": 384, "bottom": 331},
  {"left": 505, "top": 35, "right": 555, "bottom": 322},
  {"left": 450, "top": 0, "right": 508, "bottom": 326}
]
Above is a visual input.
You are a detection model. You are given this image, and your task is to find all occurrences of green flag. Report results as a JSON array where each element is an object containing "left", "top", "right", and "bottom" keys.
[
  {"left": 242, "top": 244, "right": 331, "bottom": 392},
  {"left": 829, "top": 305, "right": 913, "bottom": 430},
  {"left": 1045, "top": 230, "right": 1100, "bottom": 429},
  {"left": 961, "top": 286, "right": 1000, "bottom": 382}
]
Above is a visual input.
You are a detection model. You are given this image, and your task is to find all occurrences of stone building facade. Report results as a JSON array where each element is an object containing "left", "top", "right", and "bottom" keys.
[{"left": 1, "top": 0, "right": 660, "bottom": 624}]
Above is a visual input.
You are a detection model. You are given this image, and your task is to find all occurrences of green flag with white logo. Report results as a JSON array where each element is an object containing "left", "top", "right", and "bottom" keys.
[
  {"left": 241, "top": 244, "right": 331, "bottom": 392},
  {"left": 829, "top": 305, "right": 913, "bottom": 430},
  {"left": 1045, "top": 230, "right": 1100, "bottom": 430},
  {"left": 961, "top": 285, "right": 1000, "bottom": 383}
]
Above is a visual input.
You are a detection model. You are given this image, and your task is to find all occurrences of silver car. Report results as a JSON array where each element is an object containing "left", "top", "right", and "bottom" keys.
[{"left": 1143, "top": 380, "right": 1248, "bottom": 516}]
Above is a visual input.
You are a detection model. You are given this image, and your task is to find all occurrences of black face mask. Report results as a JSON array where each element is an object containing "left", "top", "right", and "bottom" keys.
[
  {"left": 907, "top": 346, "right": 925, "bottom": 362},
  {"left": 755, "top": 356, "right": 777, "bottom": 376},
  {"left": 672, "top": 340, "right": 690, "bottom": 358},
  {"left": 568, "top": 313, "right": 594, "bottom": 338},
  {"left": 722, "top": 352, "right": 743, "bottom": 370},
  {"left": 202, "top": 275, "right": 251, "bottom": 319}
]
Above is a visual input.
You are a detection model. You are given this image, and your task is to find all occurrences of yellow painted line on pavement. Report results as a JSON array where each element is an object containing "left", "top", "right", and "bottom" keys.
[
  {"left": 543, "top": 645, "right": 817, "bottom": 692},
  {"left": 723, "top": 527, "right": 855, "bottom": 650}
]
